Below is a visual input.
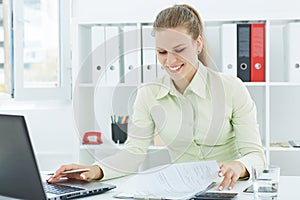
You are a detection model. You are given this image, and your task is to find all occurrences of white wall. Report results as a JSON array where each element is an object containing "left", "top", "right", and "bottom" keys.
[
  {"left": 0, "top": 101, "right": 78, "bottom": 171},
  {"left": 72, "top": 0, "right": 300, "bottom": 22}
]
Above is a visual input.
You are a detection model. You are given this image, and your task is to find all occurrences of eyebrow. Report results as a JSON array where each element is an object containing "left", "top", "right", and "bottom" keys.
[
  {"left": 173, "top": 44, "right": 186, "bottom": 49},
  {"left": 156, "top": 43, "right": 186, "bottom": 51}
]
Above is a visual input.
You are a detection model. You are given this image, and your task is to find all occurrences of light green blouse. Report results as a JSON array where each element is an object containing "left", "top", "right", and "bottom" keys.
[{"left": 99, "top": 63, "right": 266, "bottom": 180}]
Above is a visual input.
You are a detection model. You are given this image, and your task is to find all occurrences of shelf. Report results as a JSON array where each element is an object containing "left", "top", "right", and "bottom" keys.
[
  {"left": 244, "top": 82, "right": 267, "bottom": 87},
  {"left": 80, "top": 144, "right": 167, "bottom": 150},
  {"left": 269, "top": 147, "right": 300, "bottom": 152},
  {"left": 79, "top": 82, "right": 300, "bottom": 88},
  {"left": 243, "top": 82, "right": 300, "bottom": 87},
  {"left": 79, "top": 83, "right": 138, "bottom": 88},
  {"left": 268, "top": 82, "right": 300, "bottom": 86},
  {"left": 79, "top": 83, "right": 94, "bottom": 88}
]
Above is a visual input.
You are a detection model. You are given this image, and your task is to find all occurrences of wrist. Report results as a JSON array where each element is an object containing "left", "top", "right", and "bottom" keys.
[
  {"left": 92, "top": 165, "right": 104, "bottom": 180},
  {"left": 238, "top": 162, "right": 249, "bottom": 178}
]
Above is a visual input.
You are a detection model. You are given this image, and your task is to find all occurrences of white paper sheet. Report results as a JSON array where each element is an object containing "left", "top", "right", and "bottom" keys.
[{"left": 114, "top": 160, "right": 219, "bottom": 200}]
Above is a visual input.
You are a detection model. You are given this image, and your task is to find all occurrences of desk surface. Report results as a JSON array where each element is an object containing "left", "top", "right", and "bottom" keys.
[
  {"left": 0, "top": 176, "right": 298, "bottom": 200},
  {"left": 89, "top": 176, "right": 299, "bottom": 200}
]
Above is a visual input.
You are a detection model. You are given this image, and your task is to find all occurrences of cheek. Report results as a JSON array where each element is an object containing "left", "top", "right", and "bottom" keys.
[
  {"left": 156, "top": 54, "right": 165, "bottom": 65},
  {"left": 179, "top": 50, "right": 198, "bottom": 63}
]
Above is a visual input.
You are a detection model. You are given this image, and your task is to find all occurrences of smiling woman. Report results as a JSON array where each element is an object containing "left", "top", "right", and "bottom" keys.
[{"left": 49, "top": 4, "right": 266, "bottom": 192}]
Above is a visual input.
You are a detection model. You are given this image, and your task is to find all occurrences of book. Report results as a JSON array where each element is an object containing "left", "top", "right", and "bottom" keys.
[
  {"left": 270, "top": 142, "right": 290, "bottom": 148},
  {"left": 284, "top": 22, "right": 300, "bottom": 82},
  {"left": 288, "top": 140, "right": 300, "bottom": 148},
  {"left": 221, "top": 23, "right": 237, "bottom": 76},
  {"left": 114, "top": 160, "right": 219, "bottom": 200},
  {"left": 250, "top": 23, "right": 265, "bottom": 82},
  {"left": 237, "top": 24, "right": 251, "bottom": 82}
]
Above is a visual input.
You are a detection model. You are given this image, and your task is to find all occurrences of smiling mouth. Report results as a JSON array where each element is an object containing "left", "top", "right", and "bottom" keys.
[{"left": 168, "top": 64, "right": 184, "bottom": 72}]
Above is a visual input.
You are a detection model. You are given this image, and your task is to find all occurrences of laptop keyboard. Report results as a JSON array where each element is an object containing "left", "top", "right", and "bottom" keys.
[{"left": 43, "top": 182, "right": 84, "bottom": 195}]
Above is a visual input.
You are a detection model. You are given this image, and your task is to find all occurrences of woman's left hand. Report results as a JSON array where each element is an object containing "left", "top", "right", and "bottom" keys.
[{"left": 218, "top": 161, "right": 249, "bottom": 190}]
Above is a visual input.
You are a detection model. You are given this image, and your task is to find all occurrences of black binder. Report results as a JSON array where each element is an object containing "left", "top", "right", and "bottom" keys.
[{"left": 237, "top": 24, "right": 251, "bottom": 82}]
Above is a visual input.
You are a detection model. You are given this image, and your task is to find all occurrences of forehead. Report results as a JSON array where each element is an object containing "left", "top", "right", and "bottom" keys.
[{"left": 155, "top": 27, "right": 193, "bottom": 49}]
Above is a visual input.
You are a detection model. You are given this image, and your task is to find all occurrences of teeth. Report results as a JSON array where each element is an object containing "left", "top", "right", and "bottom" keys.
[{"left": 169, "top": 65, "right": 181, "bottom": 71}]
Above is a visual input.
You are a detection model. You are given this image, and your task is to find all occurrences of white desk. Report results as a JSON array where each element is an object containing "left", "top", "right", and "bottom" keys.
[
  {"left": 86, "top": 176, "right": 299, "bottom": 200},
  {"left": 0, "top": 176, "right": 298, "bottom": 199}
]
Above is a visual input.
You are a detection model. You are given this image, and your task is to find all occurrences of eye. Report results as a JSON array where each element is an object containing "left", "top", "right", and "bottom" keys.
[
  {"left": 174, "top": 48, "right": 185, "bottom": 53},
  {"left": 157, "top": 50, "right": 167, "bottom": 55}
]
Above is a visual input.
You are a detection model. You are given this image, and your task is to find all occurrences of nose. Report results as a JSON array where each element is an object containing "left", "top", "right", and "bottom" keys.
[{"left": 165, "top": 52, "right": 177, "bottom": 66}]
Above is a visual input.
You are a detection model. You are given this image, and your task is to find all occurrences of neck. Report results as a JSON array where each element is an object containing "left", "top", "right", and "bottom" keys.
[
  {"left": 173, "top": 62, "right": 199, "bottom": 94},
  {"left": 173, "top": 79, "right": 189, "bottom": 94}
]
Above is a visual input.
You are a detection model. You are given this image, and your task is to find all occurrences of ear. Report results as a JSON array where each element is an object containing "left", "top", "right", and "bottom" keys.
[{"left": 196, "top": 35, "right": 203, "bottom": 52}]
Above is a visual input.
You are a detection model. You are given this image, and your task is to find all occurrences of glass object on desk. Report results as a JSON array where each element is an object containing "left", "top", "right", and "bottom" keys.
[{"left": 252, "top": 165, "right": 280, "bottom": 199}]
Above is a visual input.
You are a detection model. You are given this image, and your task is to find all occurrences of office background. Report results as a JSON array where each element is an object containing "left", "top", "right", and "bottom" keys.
[{"left": 1, "top": 0, "right": 300, "bottom": 174}]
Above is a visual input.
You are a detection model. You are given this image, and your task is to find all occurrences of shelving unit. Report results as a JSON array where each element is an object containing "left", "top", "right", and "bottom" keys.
[{"left": 72, "top": 18, "right": 300, "bottom": 175}]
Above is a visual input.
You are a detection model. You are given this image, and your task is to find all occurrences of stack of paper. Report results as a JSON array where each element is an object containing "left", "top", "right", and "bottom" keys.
[{"left": 114, "top": 160, "right": 219, "bottom": 200}]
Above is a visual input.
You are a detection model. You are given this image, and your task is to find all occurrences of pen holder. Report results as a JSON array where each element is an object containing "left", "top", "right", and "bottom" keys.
[{"left": 111, "top": 123, "right": 128, "bottom": 144}]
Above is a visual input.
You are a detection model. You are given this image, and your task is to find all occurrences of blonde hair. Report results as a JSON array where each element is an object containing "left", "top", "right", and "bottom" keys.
[{"left": 153, "top": 4, "right": 209, "bottom": 66}]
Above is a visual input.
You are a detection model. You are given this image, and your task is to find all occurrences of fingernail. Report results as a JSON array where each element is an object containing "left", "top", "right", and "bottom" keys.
[
  {"left": 219, "top": 186, "right": 223, "bottom": 190},
  {"left": 47, "top": 177, "right": 52, "bottom": 183},
  {"left": 218, "top": 172, "right": 223, "bottom": 176},
  {"left": 228, "top": 187, "right": 232, "bottom": 190},
  {"left": 80, "top": 174, "right": 86, "bottom": 180}
]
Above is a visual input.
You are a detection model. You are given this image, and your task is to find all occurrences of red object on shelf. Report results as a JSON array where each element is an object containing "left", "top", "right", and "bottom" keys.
[
  {"left": 83, "top": 131, "right": 102, "bottom": 144},
  {"left": 250, "top": 23, "right": 265, "bottom": 82}
]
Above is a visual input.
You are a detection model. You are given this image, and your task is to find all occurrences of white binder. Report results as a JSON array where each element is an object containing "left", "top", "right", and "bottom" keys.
[
  {"left": 284, "top": 22, "right": 300, "bottom": 82},
  {"left": 142, "top": 25, "right": 157, "bottom": 82},
  {"left": 91, "top": 26, "right": 106, "bottom": 85},
  {"left": 123, "top": 25, "right": 141, "bottom": 84},
  {"left": 105, "top": 26, "right": 120, "bottom": 86},
  {"left": 157, "top": 63, "right": 167, "bottom": 79},
  {"left": 221, "top": 23, "right": 237, "bottom": 76}
]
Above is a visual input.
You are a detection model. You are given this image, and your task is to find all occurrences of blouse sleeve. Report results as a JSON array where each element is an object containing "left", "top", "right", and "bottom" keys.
[
  {"left": 231, "top": 77, "right": 266, "bottom": 178},
  {"left": 96, "top": 86, "right": 155, "bottom": 180}
]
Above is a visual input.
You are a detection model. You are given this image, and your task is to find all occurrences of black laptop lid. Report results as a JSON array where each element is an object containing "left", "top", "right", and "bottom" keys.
[{"left": 0, "top": 114, "right": 46, "bottom": 200}]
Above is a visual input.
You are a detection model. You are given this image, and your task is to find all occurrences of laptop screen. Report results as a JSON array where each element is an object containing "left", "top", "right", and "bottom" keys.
[{"left": 0, "top": 114, "right": 46, "bottom": 200}]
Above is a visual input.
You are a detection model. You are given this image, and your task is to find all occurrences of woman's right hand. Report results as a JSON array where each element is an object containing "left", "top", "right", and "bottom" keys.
[{"left": 47, "top": 164, "right": 103, "bottom": 183}]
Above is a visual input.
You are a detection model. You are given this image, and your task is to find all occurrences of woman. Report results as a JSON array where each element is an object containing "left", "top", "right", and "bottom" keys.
[{"left": 48, "top": 4, "right": 265, "bottom": 190}]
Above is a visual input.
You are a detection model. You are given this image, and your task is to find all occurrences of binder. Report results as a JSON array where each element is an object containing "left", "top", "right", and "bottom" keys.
[
  {"left": 157, "top": 63, "right": 167, "bottom": 79},
  {"left": 204, "top": 25, "right": 221, "bottom": 70},
  {"left": 284, "top": 22, "right": 300, "bottom": 82},
  {"left": 142, "top": 25, "right": 157, "bottom": 82},
  {"left": 123, "top": 25, "right": 141, "bottom": 84},
  {"left": 221, "top": 23, "right": 237, "bottom": 76},
  {"left": 91, "top": 26, "right": 106, "bottom": 85},
  {"left": 237, "top": 24, "right": 251, "bottom": 82},
  {"left": 250, "top": 23, "right": 265, "bottom": 82},
  {"left": 105, "top": 26, "right": 120, "bottom": 86}
]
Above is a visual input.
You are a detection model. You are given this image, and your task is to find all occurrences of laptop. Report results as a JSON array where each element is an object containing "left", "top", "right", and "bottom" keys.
[{"left": 0, "top": 114, "right": 116, "bottom": 200}]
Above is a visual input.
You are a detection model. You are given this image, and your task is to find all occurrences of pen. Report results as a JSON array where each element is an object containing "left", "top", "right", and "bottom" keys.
[
  {"left": 47, "top": 168, "right": 90, "bottom": 176},
  {"left": 110, "top": 115, "right": 114, "bottom": 123}
]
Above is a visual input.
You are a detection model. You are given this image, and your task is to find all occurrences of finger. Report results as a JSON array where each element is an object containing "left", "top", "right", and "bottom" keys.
[
  {"left": 228, "top": 174, "right": 239, "bottom": 190},
  {"left": 80, "top": 172, "right": 89, "bottom": 180},
  {"left": 47, "top": 164, "right": 81, "bottom": 183},
  {"left": 82, "top": 165, "right": 103, "bottom": 180},
  {"left": 218, "top": 162, "right": 223, "bottom": 168},
  {"left": 55, "top": 165, "right": 78, "bottom": 177},
  {"left": 218, "top": 165, "right": 227, "bottom": 177},
  {"left": 218, "top": 171, "right": 233, "bottom": 190}
]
